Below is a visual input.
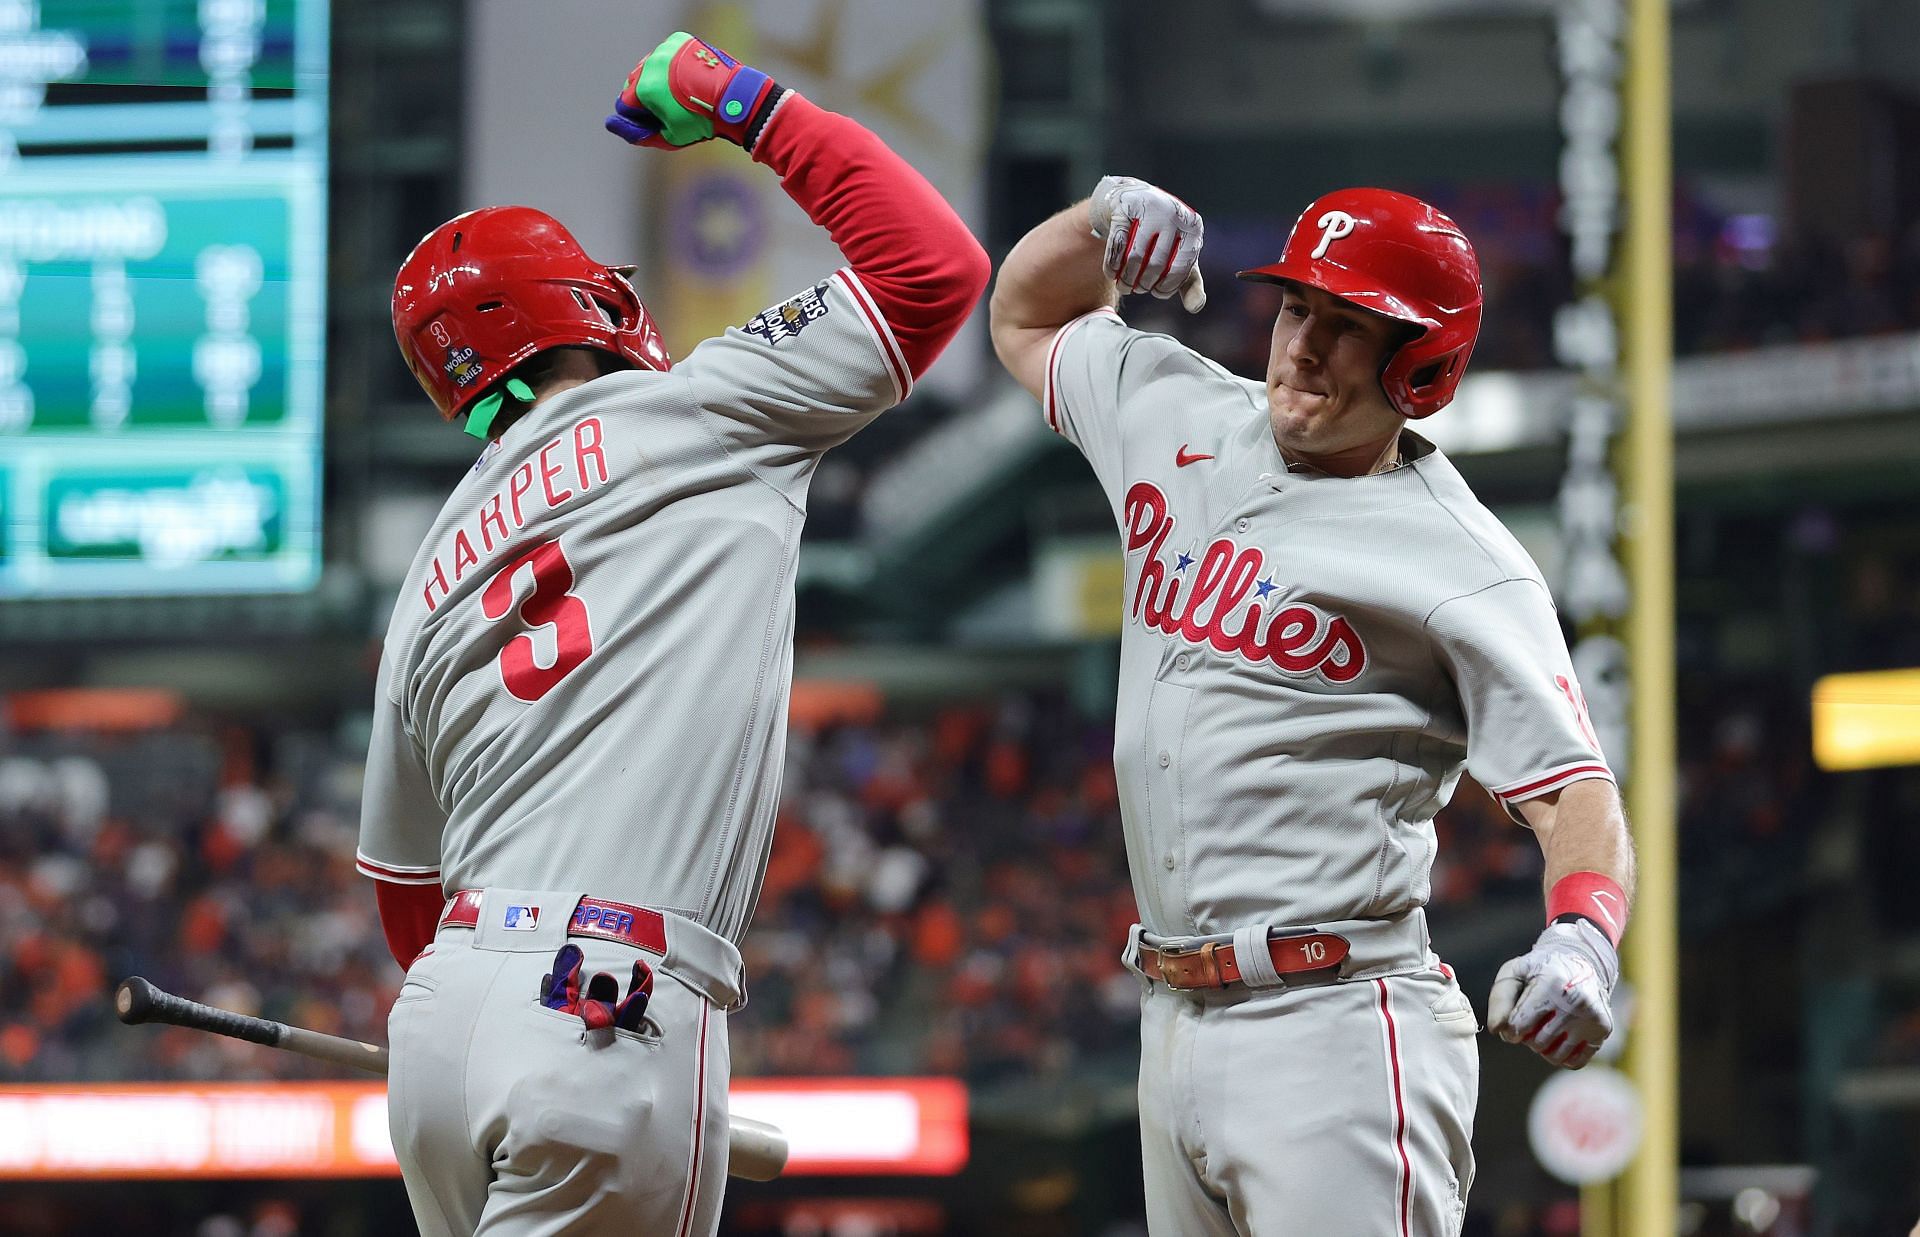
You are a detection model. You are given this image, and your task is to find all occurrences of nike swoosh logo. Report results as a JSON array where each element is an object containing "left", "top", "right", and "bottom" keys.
[
  {"left": 1589, "top": 891, "right": 1620, "bottom": 930},
  {"left": 1175, "top": 445, "right": 1214, "bottom": 467}
]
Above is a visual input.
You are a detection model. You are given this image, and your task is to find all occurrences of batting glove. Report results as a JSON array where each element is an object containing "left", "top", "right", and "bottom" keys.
[
  {"left": 606, "top": 32, "right": 786, "bottom": 152},
  {"left": 539, "top": 943, "right": 587, "bottom": 1013},
  {"left": 539, "top": 945, "right": 655, "bottom": 1034},
  {"left": 1087, "top": 175, "right": 1206, "bottom": 309},
  {"left": 1486, "top": 918, "right": 1618, "bottom": 1069}
]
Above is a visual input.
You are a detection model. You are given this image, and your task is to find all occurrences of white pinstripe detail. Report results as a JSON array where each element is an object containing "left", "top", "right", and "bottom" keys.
[
  {"left": 833, "top": 267, "right": 911, "bottom": 403},
  {"left": 354, "top": 851, "right": 441, "bottom": 885},
  {"left": 1489, "top": 761, "right": 1615, "bottom": 805}
]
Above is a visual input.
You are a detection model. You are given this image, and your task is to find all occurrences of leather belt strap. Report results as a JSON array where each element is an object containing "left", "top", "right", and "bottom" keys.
[
  {"left": 1137, "top": 931, "right": 1349, "bottom": 991},
  {"left": 439, "top": 889, "right": 668, "bottom": 955}
]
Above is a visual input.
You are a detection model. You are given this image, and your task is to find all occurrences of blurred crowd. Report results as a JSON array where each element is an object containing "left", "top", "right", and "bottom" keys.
[
  {"left": 0, "top": 674, "right": 1845, "bottom": 1091},
  {"left": 0, "top": 674, "right": 1865, "bottom": 1088},
  {"left": 0, "top": 689, "right": 1552, "bottom": 1089},
  {"left": 0, "top": 728, "right": 392, "bottom": 1082},
  {"left": 0, "top": 540, "right": 1912, "bottom": 1106},
  {"left": 1671, "top": 220, "right": 1920, "bottom": 357},
  {"left": 734, "top": 696, "right": 1141, "bottom": 1089}
]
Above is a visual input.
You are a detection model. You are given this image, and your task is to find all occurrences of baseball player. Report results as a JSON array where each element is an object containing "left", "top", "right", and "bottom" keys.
[
  {"left": 989, "top": 178, "right": 1638, "bottom": 1235},
  {"left": 357, "top": 32, "right": 987, "bottom": 1237}
]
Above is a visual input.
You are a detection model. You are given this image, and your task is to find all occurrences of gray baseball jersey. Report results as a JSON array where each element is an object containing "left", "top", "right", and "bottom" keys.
[
  {"left": 1046, "top": 306, "right": 1612, "bottom": 1237},
  {"left": 1047, "top": 307, "right": 1612, "bottom": 940},
  {"left": 357, "top": 268, "right": 912, "bottom": 943}
]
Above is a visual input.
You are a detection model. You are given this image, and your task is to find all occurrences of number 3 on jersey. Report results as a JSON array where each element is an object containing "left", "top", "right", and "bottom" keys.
[{"left": 481, "top": 539, "right": 594, "bottom": 702}]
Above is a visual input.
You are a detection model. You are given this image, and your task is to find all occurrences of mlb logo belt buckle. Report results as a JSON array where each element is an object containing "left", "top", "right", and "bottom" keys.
[
  {"left": 440, "top": 890, "right": 669, "bottom": 955},
  {"left": 1143, "top": 930, "right": 1351, "bottom": 990}
]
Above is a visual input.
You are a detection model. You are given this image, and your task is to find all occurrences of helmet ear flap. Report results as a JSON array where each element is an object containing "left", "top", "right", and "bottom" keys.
[
  {"left": 1390, "top": 342, "right": 1474, "bottom": 419},
  {"left": 1406, "top": 353, "right": 1458, "bottom": 395}
]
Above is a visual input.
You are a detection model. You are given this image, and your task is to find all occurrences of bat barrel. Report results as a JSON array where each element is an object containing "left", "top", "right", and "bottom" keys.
[{"left": 726, "top": 1115, "right": 790, "bottom": 1182}]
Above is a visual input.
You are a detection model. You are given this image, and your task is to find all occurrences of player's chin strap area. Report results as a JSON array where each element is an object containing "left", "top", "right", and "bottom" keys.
[
  {"left": 1124, "top": 908, "right": 1433, "bottom": 992},
  {"left": 463, "top": 377, "right": 536, "bottom": 441}
]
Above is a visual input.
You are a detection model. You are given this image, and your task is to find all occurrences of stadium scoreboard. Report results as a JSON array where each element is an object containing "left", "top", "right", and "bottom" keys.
[{"left": 0, "top": 0, "right": 326, "bottom": 597}]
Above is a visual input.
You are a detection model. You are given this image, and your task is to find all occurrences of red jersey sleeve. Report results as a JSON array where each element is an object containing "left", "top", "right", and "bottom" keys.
[{"left": 752, "top": 93, "right": 990, "bottom": 381}]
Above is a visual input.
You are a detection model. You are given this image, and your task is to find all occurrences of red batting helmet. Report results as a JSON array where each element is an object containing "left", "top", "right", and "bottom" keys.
[
  {"left": 391, "top": 205, "right": 671, "bottom": 423},
  {"left": 1238, "top": 188, "right": 1482, "bottom": 419}
]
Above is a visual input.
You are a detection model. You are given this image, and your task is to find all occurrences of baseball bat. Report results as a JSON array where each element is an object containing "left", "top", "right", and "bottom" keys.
[{"left": 114, "top": 976, "right": 789, "bottom": 1181}]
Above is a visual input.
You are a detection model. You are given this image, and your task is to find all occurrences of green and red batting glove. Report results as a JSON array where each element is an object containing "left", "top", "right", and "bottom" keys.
[{"left": 604, "top": 32, "right": 786, "bottom": 152}]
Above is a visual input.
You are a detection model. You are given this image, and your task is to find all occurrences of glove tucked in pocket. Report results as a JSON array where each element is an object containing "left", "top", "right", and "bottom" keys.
[{"left": 539, "top": 942, "right": 655, "bottom": 1033}]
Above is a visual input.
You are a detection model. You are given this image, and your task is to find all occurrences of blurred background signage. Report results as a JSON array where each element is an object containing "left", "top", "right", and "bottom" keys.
[{"left": 0, "top": 0, "right": 326, "bottom": 597}]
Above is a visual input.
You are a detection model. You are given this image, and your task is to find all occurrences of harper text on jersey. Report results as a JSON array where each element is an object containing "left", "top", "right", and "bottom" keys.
[
  {"left": 422, "top": 417, "right": 612, "bottom": 612},
  {"left": 1123, "top": 480, "right": 1367, "bottom": 682},
  {"left": 572, "top": 904, "right": 637, "bottom": 935}
]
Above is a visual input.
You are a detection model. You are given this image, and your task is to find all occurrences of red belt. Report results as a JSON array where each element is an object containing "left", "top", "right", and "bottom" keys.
[
  {"left": 1138, "top": 931, "right": 1350, "bottom": 990},
  {"left": 439, "top": 889, "right": 668, "bottom": 955}
]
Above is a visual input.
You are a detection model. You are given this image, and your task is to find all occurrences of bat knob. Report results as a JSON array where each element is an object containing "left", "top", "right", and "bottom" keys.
[{"left": 115, "top": 976, "right": 158, "bottom": 1025}]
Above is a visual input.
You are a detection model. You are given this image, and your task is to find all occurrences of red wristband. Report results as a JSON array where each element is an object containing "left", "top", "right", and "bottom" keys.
[{"left": 1546, "top": 871, "right": 1627, "bottom": 947}]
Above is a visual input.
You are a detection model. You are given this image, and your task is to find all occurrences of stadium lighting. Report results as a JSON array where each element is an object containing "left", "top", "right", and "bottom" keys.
[{"left": 1812, "top": 668, "right": 1920, "bottom": 771}]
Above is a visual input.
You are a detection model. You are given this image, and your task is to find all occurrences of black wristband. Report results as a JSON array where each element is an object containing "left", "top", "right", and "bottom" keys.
[
  {"left": 741, "top": 84, "right": 789, "bottom": 155},
  {"left": 1551, "top": 911, "right": 1615, "bottom": 945}
]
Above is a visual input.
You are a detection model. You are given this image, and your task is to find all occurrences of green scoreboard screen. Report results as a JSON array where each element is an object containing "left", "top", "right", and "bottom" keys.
[{"left": 0, "top": 0, "right": 326, "bottom": 597}]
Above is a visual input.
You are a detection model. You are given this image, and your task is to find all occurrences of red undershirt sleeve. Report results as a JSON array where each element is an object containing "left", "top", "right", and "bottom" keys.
[{"left": 374, "top": 879, "right": 445, "bottom": 970}]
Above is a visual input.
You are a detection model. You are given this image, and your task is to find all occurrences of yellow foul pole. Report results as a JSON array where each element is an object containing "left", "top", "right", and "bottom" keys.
[{"left": 1617, "top": 0, "right": 1678, "bottom": 1230}]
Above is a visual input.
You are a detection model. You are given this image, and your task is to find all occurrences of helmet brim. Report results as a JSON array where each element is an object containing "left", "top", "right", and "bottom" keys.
[{"left": 1236, "top": 261, "right": 1436, "bottom": 336}]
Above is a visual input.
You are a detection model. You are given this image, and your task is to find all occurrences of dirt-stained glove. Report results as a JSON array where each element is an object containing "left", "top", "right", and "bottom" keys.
[
  {"left": 606, "top": 31, "right": 786, "bottom": 152},
  {"left": 1486, "top": 918, "right": 1618, "bottom": 1069},
  {"left": 1087, "top": 174, "right": 1206, "bottom": 310}
]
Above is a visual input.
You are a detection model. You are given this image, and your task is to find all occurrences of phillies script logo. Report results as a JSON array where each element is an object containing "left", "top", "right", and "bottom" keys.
[{"left": 1124, "top": 481, "right": 1366, "bottom": 682}]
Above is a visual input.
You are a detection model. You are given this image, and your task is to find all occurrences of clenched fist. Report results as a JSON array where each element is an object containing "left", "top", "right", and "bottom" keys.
[
  {"left": 1487, "top": 919, "right": 1618, "bottom": 1069},
  {"left": 607, "top": 32, "right": 784, "bottom": 152},
  {"left": 1087, "top": 175, "right": 1206, "bottom": 310}
]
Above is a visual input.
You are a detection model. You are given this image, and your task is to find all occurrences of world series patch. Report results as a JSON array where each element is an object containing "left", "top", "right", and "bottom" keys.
[
  {"left": 443, "top": 344, "right": 484, "bottom": 388},
  {"left": 742, "top": 281, "right": 831, "bottom": 346}
]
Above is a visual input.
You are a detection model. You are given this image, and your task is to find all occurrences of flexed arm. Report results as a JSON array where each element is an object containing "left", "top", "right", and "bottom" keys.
[
  {"left": 606, "top": 32, "right": 989, "bottom": 384},
  {"left": 990, "top": 176, "right": 1205, "bottom": 400}
]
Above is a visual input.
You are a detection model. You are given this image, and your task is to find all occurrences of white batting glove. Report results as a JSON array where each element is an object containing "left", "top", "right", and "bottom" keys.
[
  {"left": 1486, "top": 919, "right": 1619, "bottom": 1070},
  {"left": 1087, "top": 175, "right": 1206, "bottom": 309}
]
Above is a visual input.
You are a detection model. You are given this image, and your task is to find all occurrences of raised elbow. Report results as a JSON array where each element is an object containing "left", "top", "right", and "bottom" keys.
[
  {"left": 958, "top": 234, "right": 993, "bottom": 306},
  {"left": 987, "top": 267, "right": 1024, "bottom": 353}
]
